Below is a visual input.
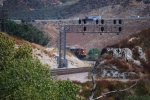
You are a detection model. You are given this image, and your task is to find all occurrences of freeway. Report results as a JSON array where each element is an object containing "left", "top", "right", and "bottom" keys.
[
  {"left": 51, "top": 67, "right": 93, "bottom": 75},
  {"left": 13, "top": 17, "right": 150, "bottom": 22}
]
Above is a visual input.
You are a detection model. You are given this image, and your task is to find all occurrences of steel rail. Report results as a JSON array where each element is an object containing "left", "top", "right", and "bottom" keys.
[{"left": 51, "top": 67, "right": 93, "bottom": 75}]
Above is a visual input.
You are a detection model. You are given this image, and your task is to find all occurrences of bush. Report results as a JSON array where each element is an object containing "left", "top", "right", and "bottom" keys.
[
  {"left": 0, "top": 59, "right": 81, "bottom": 100},
  {"left": 87, "top": 48, "right": 101, "bottom": 59},
  {"left": 0, "top": 33, "right": 81, "bottom": 100},
  {"left": 135, "top": 80, "right": 150, "bottom": 95},
  {"left": 125, "top": 95, "right": 150, "bottom": 100},
  {"left": 5, "top": 20, "right": 50, "bottom": 46},
  {"left": 0, "top": 33, "right": 15, "bottom": 70},
  {"left": 14, "top": 43, "right": 32, "bottom": 59}
]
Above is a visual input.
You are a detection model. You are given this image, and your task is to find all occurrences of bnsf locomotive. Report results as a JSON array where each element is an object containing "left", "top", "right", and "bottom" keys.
[{"left": 66, "top": 46, "right": 87, "bottom": 58}]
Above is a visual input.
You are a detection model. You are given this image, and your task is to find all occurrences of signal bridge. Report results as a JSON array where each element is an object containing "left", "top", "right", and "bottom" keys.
[{"left": 58, "top": 19, "right": 124, "bottom": 68}]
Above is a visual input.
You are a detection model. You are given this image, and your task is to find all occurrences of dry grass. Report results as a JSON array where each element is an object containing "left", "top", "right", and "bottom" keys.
[
  {"left": 101, "top": 54, "right": 113, "bottom": 60},
  {"left": 146, "top": 49, "right": 150, "bottom": 64},
  {"left": 73, "top": 79, "right": 138, "bottom": 100},
  {"left": 8, "top": 34, "right": 56, "bottom": 57},
  {"left": 6, "top": 33, "right": 60, "bottom": 59},
  {"left": 103, "top": 27, "right": 150, "bottom": 76},
  {"left": 66, "top": 50, "right": 74, "bottom": 57},
  {"left": 41, "top": 48, "right": 57, "bottom": 57},
  {"left": 104, "top": 58, "right": 130, "bottom": 72},
  {"left": 10, "top": 35, "right": 30, "bottom": 45},
  {"left": 31, "top": 43, "right": 45, "bottom": 50}
]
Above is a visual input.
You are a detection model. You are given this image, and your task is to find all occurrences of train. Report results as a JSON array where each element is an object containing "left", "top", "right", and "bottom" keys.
[{"left": 66, "top": 46, "right": 87, "bottom": 58}]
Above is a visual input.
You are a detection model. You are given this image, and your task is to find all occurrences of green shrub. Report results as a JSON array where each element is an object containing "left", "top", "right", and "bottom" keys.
[
  {"left": 87, "top": 48, "right": 101, "bottom": 59},
  {"left": 14, "top": 43, "right": 32, "bottom": 59},
  {"left": 5, "top": 20, "right": 50, "bottom": 46},
  {"left": 0, "top": 33, "right": 81, "bottom": 100},
  {"left": 0, "top": 58, "right": 81, "bottom": 100},
  {"left": 135, "top": 80, "right": 150, "bottom": 95},
  {"left": 0, "top": 33, "right": 15, "bottom": 70},
  {"left": 125, "top": 95, "right": 150, "bottom": 100}
]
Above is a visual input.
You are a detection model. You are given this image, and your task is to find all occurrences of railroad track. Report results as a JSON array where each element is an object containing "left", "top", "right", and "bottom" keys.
[
  {"left": 80, "top": 58, "right": 97, "bottom": 61},
  {"left": 51, "top": 67, "right": 93, "bottom": 75}
]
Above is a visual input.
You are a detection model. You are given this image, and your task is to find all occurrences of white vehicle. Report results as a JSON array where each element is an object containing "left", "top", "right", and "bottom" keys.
[
  {"left": 130, "top": 15, "right": 140, "bottom": 18},
  {"left": 83, "top": 16, "right": 101, "bottom": 21}
]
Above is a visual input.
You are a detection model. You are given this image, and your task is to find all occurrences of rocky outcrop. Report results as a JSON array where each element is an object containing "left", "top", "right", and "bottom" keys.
[
  {"left": 94, "top": 45, "right": 147, "bottom": 79},
  {"left": 101, "top": 47, "right": 133, "bottom": 61}
]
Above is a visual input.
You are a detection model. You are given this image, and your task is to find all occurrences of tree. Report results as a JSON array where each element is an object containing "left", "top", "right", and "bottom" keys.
[
  {"left": 87, "top": 48, "right": 101, "bottom": 59},
  {"left": 5, "top": 20, "right": 50, "bottom": 46},
  {"left": 14, "top": 43, "right": 32, "bottom": 59},
  {"left": 0, "top": 33, "right": 15, "bottom": 70},
  {"left": 0, "top": 5, "right": 7, "bottom": 32},
  {"left": 0, "top": 33, "right": 82, "bottom": 100}
]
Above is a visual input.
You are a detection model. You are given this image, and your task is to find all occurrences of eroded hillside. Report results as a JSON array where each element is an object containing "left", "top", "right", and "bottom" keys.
[
  {"left": 7, "top": 32, "right": 90, "bottom": 69},
  {"left": 6, "top": 0, "right": 150, "bottom": 19},
  {"left": 93, "top": 27, "right": 150, "bottom": 80}
]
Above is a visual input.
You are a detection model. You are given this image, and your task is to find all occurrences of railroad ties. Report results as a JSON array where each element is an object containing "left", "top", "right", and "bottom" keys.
[{"left": 51, "top": 67, "right": 93, "bottom": 75}]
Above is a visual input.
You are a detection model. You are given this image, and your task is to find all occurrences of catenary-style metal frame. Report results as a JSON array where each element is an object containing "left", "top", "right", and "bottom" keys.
[{"left": 58, "top": 19, "right": 124, "bottom": 68}]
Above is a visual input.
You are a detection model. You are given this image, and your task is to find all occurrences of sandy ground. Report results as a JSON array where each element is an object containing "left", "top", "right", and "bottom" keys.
[
  {"left": 33, "top": 47, "right": 92, "bottom": 82},
  {"left": 33, "top": 47, "right": 90, "bottom": 69}
]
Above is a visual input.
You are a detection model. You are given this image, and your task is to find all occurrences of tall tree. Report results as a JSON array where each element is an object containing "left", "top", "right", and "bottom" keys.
[{"left": 0, "top": 4, "right": 7, "bottom": 32}]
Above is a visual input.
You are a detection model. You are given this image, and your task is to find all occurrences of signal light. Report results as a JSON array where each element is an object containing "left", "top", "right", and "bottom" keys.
[
  {"left": 101, "top": 27, "right": 104, "bottom": 32},
  {"left": 79, "top": 19, "right": 81, "bottom": 24},
  {"left": 119, "top": 27, "right": 122, "bottom": 32},
  {"left": 119, "top": 19, "right": 122, "bottom": 24},
  {"left": 101, "top": 19, "right": 104, "bottom": 24},
  {"left": 96, "top": 19, "right": 98, "bottom": 24},
  {"left": 83, "top": 26, "right": 86, "bottom": 31},
  {"left": 113, "top": 19, "right": 116, "bottom": 24},
  {"left": 83, "top": 19, "right": 86, "bottom": 24}
]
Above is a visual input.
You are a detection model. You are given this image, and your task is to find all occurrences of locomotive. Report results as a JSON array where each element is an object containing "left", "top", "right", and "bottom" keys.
[{"left": 66, "top": 46, "right": 87, "bottom": 58}]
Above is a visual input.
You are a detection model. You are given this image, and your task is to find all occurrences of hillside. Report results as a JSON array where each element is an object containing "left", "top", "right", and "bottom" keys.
[
  {"left": 5, "top": 0, "right": 150, "bottom": 51},
  {"left": 76, "top": 27, "right": 150, "bottom": 100},
  {"left": 6, "top": 32, "right": 90, "bottom": 69},
  {"left": 94, "top": 27, "right": 150, "bottom": 80},
  {"left": 5, "top": 0, "right": 150, "bottom": 19},
  {"left": 55, "top": 27, "right": 150, "bottom": 99},
  {"left": 3, "top": 0, "right": 61, "bottom": 11},
  {"left": 0, "top": 32, "right": 83, "bottom": 100},
  {"left": 31, "top": 17, "right": 150, "bottom": 51}
]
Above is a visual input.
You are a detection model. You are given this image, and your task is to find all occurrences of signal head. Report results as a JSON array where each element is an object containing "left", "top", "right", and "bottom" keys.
[
  {"left": 79, "top": 19, "right": 81, "bottom": 24},
  {"left": 101, "top": 27, "right": 104, "bottom": 32},
  {"left": 119, "top": 27, "right": 122, "bottom": 32},
  {"left": 113, "top": 19, "right": 116, "bottom": 24},
  {"left": 96, "top": 19, "right": 98, "bottom": 24},
  {"left": 83, "top": 26, "right": 86, "bottom": 31},
  {"left": 83, "top": 19, "right": 86, "bottom": 24},
  {"left": 101, "top": 19, "right": 104, "bottom": 24},
  {"left": 119, "top": 19, "right": 122, "bottom": 24}
]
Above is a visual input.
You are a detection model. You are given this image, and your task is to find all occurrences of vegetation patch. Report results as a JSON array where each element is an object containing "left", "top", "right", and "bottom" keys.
[
  {"left": 73, "top": 79, "right": 150, "bottom": 100},
  {"left": 5, "top": 20, "right": 50, "bottom": 46},
  {"left": 0, "top": 33, "right": 82, "bottom": 100}
]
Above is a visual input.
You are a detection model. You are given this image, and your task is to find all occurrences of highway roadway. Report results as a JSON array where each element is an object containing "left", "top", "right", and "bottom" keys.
[{"left": 13, "top": 17, "right": 150, "bottom": 22}]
